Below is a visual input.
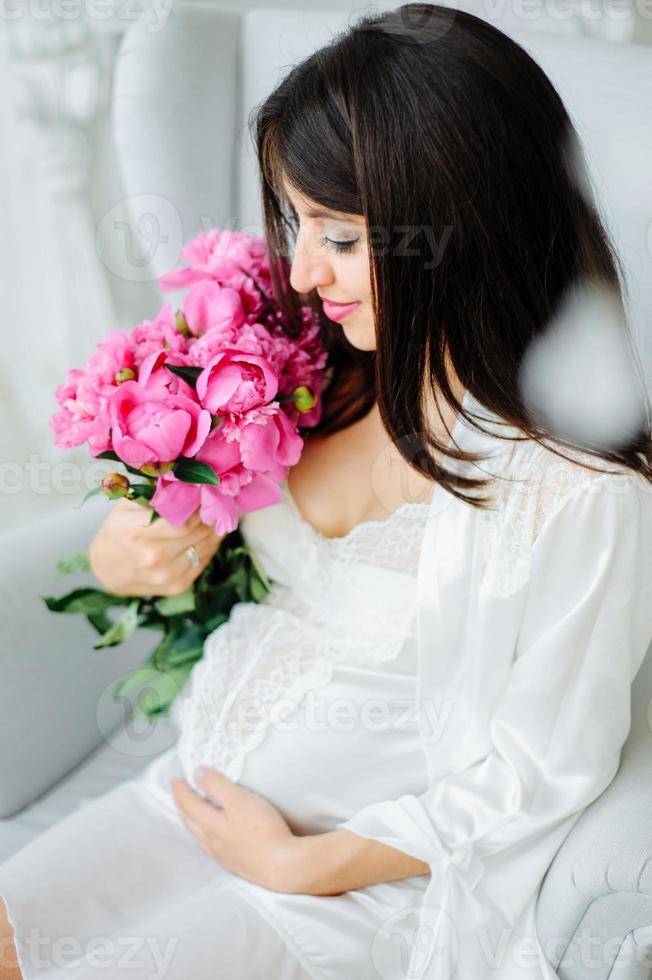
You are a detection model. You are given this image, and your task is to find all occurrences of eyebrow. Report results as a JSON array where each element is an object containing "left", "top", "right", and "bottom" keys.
[
  {"left": 282, "top": 186, "right": 357, "bottom": 221},
  {"left": 301, "top": 205, "right": 348, "bottom": 219}
]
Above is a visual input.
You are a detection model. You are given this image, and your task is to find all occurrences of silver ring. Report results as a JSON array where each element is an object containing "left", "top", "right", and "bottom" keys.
[{"left": 186, "top": 545, "right": 200, "bottom": 569}]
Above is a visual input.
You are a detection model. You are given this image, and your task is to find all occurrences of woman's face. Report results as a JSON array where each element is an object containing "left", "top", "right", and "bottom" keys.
[{"left": 282, "top": 178, "right": 376, "bottom": 351}]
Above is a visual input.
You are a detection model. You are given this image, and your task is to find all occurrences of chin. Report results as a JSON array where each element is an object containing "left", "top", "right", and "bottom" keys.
[{"left": 340, "top": 321, "right": 376, "bottom": 352}]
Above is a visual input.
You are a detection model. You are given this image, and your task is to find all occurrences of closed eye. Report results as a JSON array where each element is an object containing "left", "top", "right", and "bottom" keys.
[
  {"left": 284, "top": 204, "right": 360, "bottom": 255},
  {"left": 319, "top": 236, "right": 359, "bottom": 255}
]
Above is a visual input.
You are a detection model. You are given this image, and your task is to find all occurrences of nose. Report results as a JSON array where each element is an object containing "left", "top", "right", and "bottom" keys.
[{"left": 289, "top": 231, "right": 335, "bottom": 295}]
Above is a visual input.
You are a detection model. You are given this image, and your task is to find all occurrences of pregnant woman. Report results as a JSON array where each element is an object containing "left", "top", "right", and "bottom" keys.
[{"left": 2, "top": 4, "right": 652, "bottom": 979}]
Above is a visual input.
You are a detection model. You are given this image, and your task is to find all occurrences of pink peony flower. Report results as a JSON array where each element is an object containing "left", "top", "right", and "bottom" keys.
[
  {"left": 86, "top": 329, "right": 136, "bottom": 384},
  {"left": 199, "top": 469, "right": 283, "bottom": 533},
  {"left": 186, "top": 320, "right": 270, "bottom": 368},
  {"left": 227, "top": 271, "right": 266, "bottom": 317},
  {"left": 130, "top": 303, "right": 190, "bottom": 368},
  {"left": 195, "top": 349, "right": 279, "bottom": 415},
  {"left": 137, "top": 349, "right": 196, "bottom": 399},
  {"left": 50, "top": 369, "right": 99, "bottom": 449},
  {"left": 49, "top": 226, "right": 328, "bottom": 544},
  {"left": 182, "top": 280, "right": 246, "bottom": 337},
  {"left": 220, "top": 403, "right": 304, "bottom": 479},
  {"left": 107, "top": 381, "right": 211, "bottom": 470},
  {"left": 157, "top": 229, "right": 271, "bottom": 292},
  {"left": 151, "top": 433, "right": 284, "bottom": 533},
  {"left": 50, "top": 331, "right": 136, "bottom": 451}
]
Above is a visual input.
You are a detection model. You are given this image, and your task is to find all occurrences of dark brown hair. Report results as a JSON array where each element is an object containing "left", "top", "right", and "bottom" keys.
[{"left": 250, "top": 2, "right": 652, "bottom": 506}]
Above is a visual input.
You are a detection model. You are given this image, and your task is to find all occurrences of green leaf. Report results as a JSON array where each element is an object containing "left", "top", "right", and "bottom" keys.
[
  {"left": 150, "top": 629, "right": 179, "bottom": 671},
  {"left": 92, "top": 599, "right": 141, "bottom": 648},
  {"left": 125, "top": 463, "right": 153, "bottom": 477},
  {"left": 230, "top": 564, "right": 249, "bottom": 598},
  {"left": 112, "top": 664, "right": 160, "bottom": 699},
  {"left": 137, "top": 619, "right": 168, "bottom": 632},
  {"left": 128, "top": 483, "right": 155, "bottom": 500},
  {"left": 164, "top": 363, "right": 203, "bottom": 385},
  {"left": 154, "top": 589, "right": 196, "bottom": 616},
  {"left": 113, "top": 664, "right": 192, "bottom": 721},
  {"left": 250, "top": 575, "right": 270, "bottom": 603},
  {"left": 173, "top": 457, "right": 220, "bottom": 485},
  {"left": 94, "top": 451, "right": 147, "bottom": 478},
  {"left": 165, "top": 643, "right": 204, "bottom": 668},
  {"left": 85, "top": 610, "right": 114, "bottom": 635},
  {"left": 152, "top": 623, "right": 204, "bottom": 670},
  {"left": 204, "top": 611, "right": 229, "bottom": 632},
  {"left": 75, "top": 486, "right": 103, "bottom": 508},
  {"left": 148, "top": 510, "right": 161, "bottom": 525},
  {"left": 246, "top": 548, "right": 271, "bottom": 592},
  {"left": 132, "top": 496, "right": 155, "bottom": 512},
  {"left": 56, "top": 551, "right": 91, "bottom": 574},
  {"left": 42, "top": 587, "right": 133, "bottom": 614}
]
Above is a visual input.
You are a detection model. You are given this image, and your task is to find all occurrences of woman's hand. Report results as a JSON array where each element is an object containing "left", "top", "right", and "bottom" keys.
[
  {"left": 170, "top": 768, "right": 301, "bottom": 893},
  {"left": 88, "top": 498, "right": 224, "bottom": 597}
]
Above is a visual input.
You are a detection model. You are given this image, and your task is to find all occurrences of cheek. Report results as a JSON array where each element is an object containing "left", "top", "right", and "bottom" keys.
[{"left": 344, "top": 252, "right": 372, "bottom": 301}]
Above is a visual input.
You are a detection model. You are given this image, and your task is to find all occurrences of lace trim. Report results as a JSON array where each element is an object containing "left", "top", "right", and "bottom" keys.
[
  {"left": 283, "top": 478, "right": 432, "bottom": 544},
  {"left": 271, "top": 481, "right": 431, "bottom": 578},
  {"left": 478, "top": 439, "right": 631, "bottom": 599},
  {"left": 173, "top": 588, "right": 419, "bottom": 788},
  {"left": 174, "top": 603, "right": 335, "bottom": 787}
]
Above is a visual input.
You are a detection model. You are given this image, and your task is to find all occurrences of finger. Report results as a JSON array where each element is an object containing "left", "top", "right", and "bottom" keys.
[
  {"left": 186, "top": 816, "right": 209, "bottom": 844},
  {"left": 116, "top": 498, "right": 205, "bottom": 537},
  {"left": 194, "top": 766, "right": 237, "bottom": 807},
  {"left": 147, "top": 508, "right": 205, "bottom": 539},
  {"left": 116, "top": 497, "right": 160, "bottom": 526},
  {"left": 147, "top": 532, "right": 218, "bottom": 597},
  {"left": 180, "top": 811, "right": 210, "bottom": 849},
  {"left": 168, "top": 533, "right": 222, "bottom": 584},
  {"left": 171, "top": 779, "right": 226, "bottom": 831},
  {"left": 171, "top": 523, "right": 222, "bottom": 563}
]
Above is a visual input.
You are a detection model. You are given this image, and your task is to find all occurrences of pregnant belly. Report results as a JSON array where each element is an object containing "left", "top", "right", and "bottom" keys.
[
  {"left": 238, "top": 665, "right": 428, "bottom": 835},
  {"left": 176, "top": 636, "right": 427, "bottom": 834}
]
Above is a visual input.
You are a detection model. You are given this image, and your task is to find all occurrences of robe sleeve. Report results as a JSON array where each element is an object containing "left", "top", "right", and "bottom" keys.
[{"left": 334, "top": 471, "right": 652, "bottom": 978}]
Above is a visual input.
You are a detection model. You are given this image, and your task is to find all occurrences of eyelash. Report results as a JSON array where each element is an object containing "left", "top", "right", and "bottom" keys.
[
  {"left": 287, "top": 211, "right": 358, "bottom": 255},
  {"left": 318, "top": 236, "right": 358, "bottom": 255}
]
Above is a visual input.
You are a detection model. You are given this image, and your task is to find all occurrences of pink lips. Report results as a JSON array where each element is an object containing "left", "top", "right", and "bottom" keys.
[{"left": 321, "top": 299, "right": 361, "bottom": 322}]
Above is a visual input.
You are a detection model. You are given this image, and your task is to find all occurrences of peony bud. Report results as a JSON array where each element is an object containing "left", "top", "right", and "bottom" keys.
[
  {"left": 101, "top": 472, "right": 130, "bottom": 499},
  {"left": 140, "top": 461, "right": 175, "bottom": 477},
  {"left": 293, "top": 385, "right": 317, "bottom": 413},
  {"left": 114, "top": 367, "right": 136, "bottom": 384}
]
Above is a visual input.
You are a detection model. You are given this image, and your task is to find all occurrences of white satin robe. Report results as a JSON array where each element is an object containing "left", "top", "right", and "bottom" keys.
[{"left": 332, "top": 390, "right": 652, "bottom": 980}]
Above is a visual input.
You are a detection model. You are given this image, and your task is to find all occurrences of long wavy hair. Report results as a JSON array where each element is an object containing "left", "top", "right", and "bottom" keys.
[{"left": 249, "top": 2, "right": 652, "bottom": 507}]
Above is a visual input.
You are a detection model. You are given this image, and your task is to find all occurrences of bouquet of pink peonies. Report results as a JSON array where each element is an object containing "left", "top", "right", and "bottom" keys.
[{"left": 43, "top": 229, "right": 328, "bottom": 721}]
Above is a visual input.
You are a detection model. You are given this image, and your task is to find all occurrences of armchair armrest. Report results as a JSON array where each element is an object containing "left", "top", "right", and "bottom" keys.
[
  {"left": 0, "top": 497, "right": 158, "bottom": 818},
  {"left": 535, "top": 642, "right": 652, "bottom": 976}
]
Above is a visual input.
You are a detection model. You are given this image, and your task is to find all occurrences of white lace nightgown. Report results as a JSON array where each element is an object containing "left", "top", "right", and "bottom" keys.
[{"left": 0, "top": 477, "right": 435, "bottom": 980}]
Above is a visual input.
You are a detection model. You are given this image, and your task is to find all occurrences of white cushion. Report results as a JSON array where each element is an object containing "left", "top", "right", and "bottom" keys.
[{"left": 0, "top": 717, "right": 177, "bottom": 864}]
